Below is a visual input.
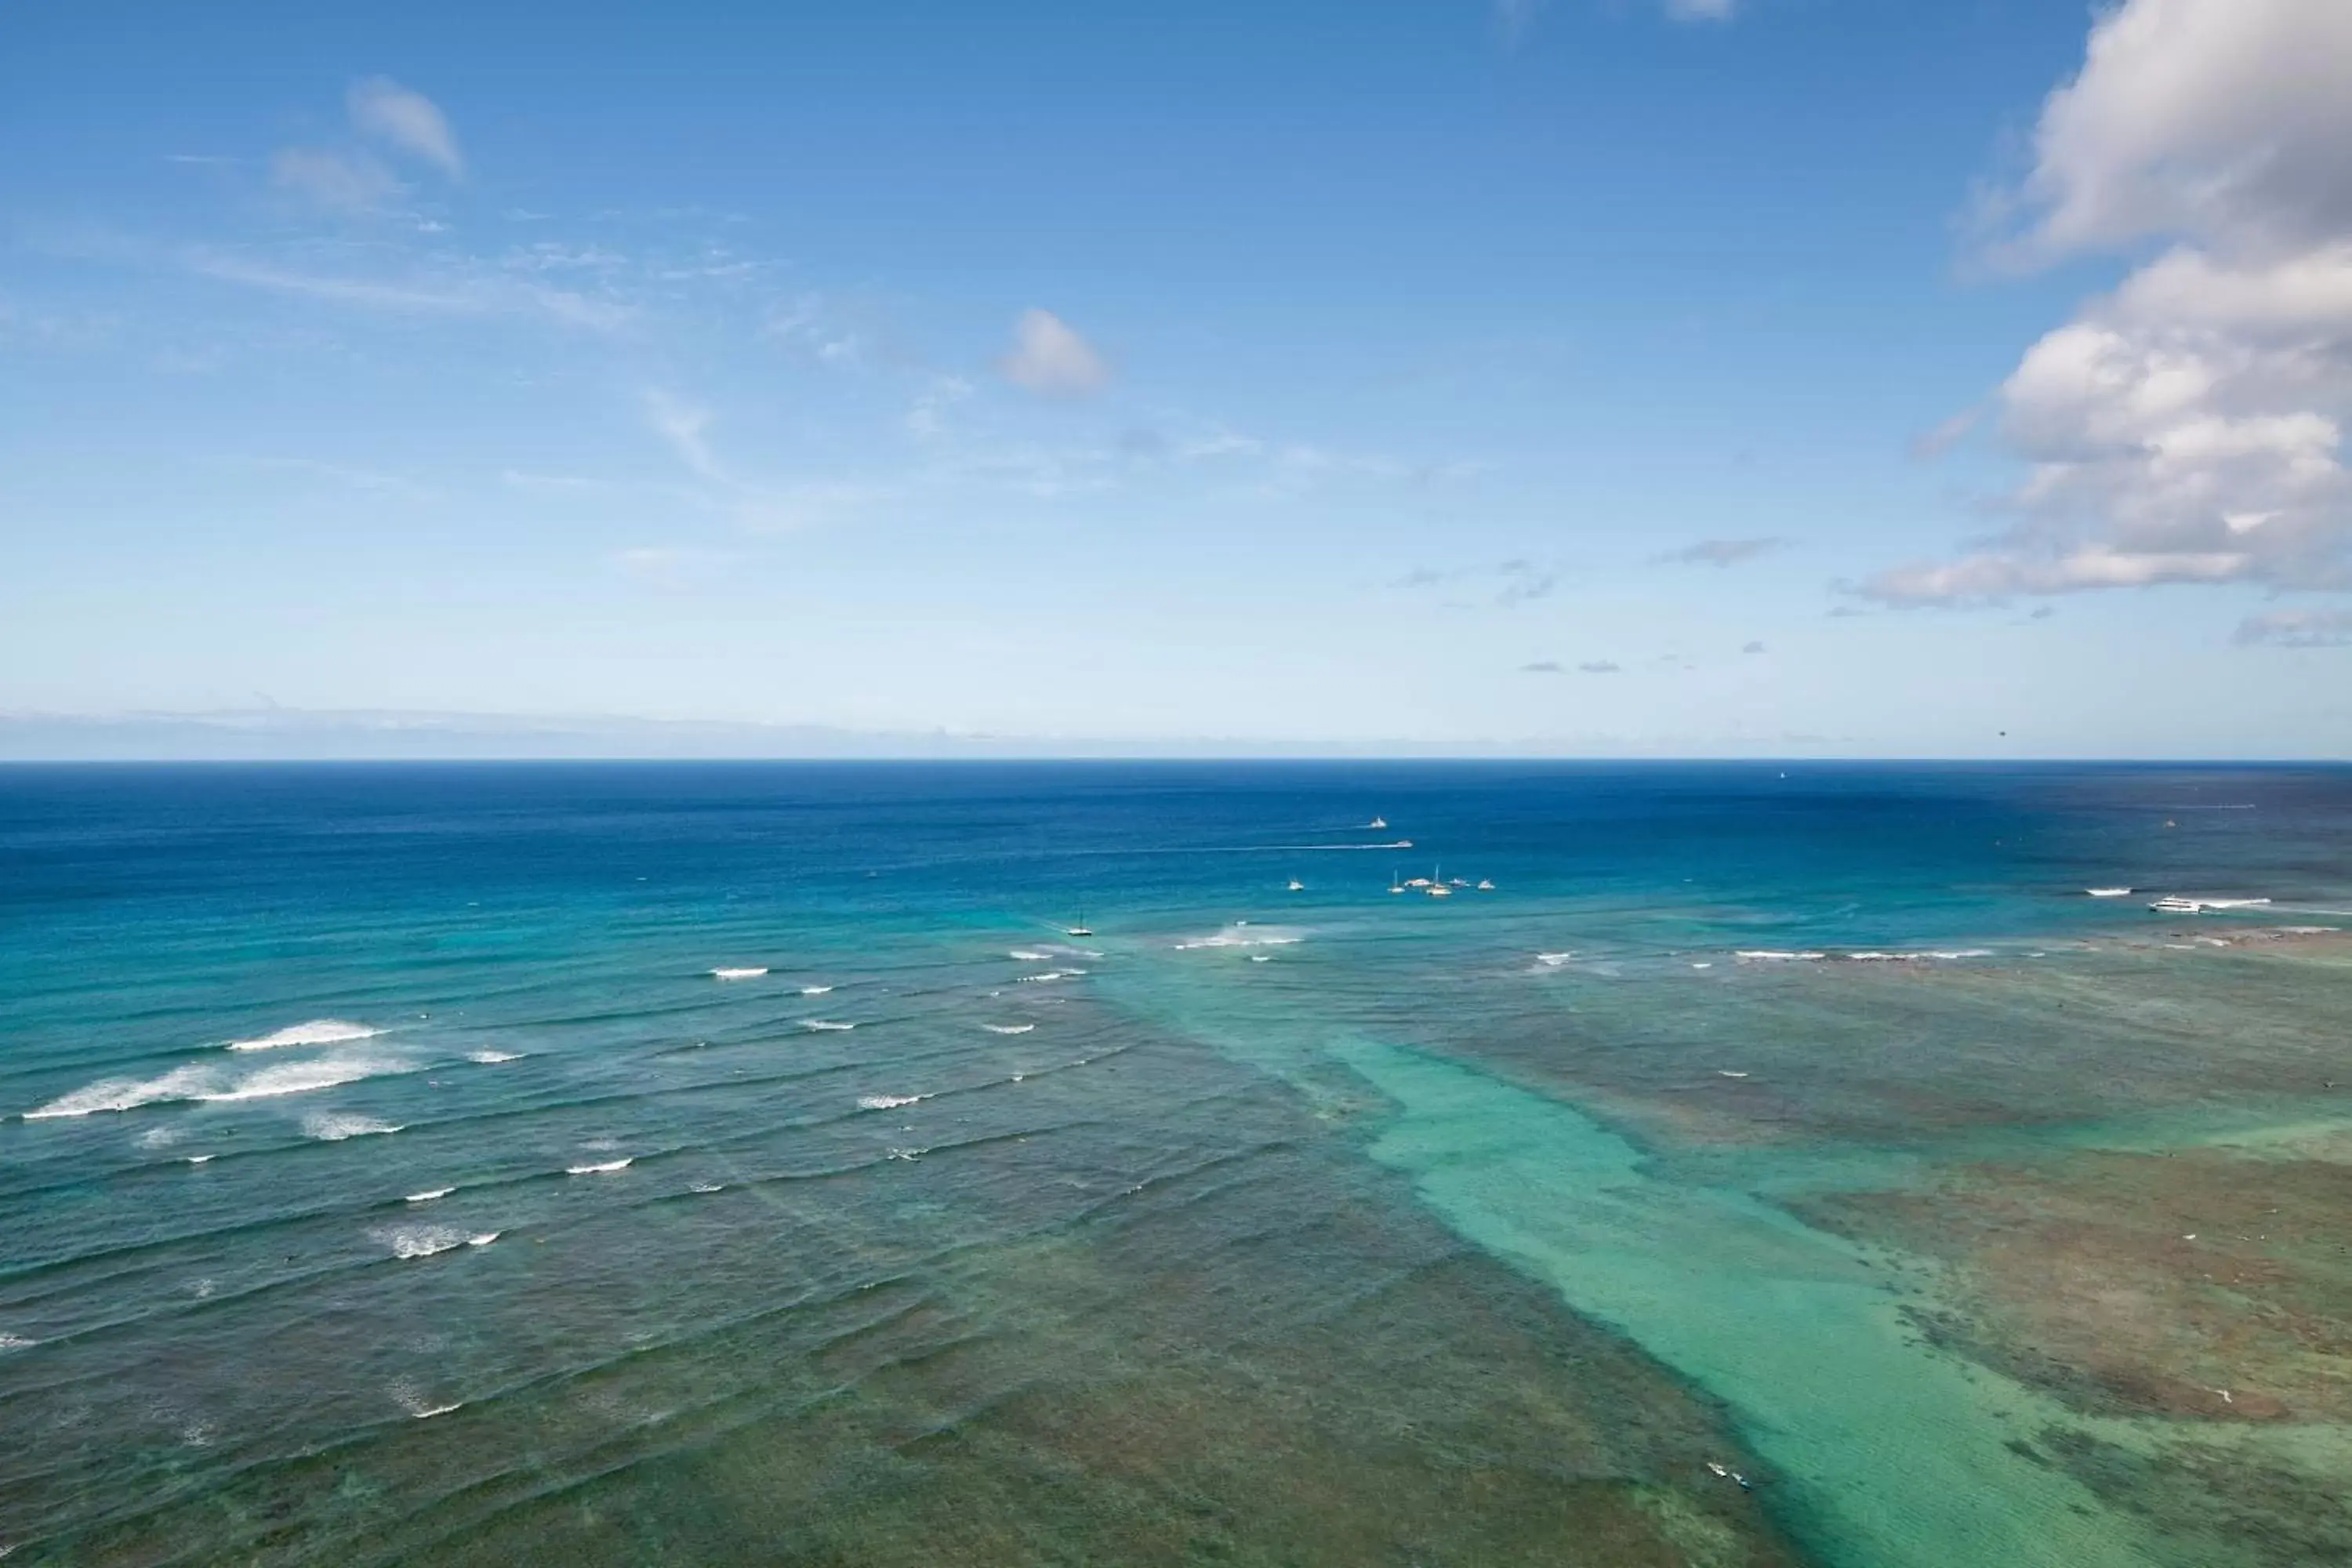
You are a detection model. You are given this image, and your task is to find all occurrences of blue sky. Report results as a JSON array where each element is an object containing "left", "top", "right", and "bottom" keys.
[{"left": 5, "top": 0, "right": 2348, "bottom": 757}]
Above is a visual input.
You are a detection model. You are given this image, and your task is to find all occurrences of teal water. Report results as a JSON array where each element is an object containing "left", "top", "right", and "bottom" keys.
[{"left": 4, "top": 763, "right": 2350, "bottom": 1564}]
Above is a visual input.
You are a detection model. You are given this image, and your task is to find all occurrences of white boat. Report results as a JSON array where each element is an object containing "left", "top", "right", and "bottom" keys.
[
  {"left": 1287, "top": 878, "right": 1305, "bottom": 892},
  {"left": 1425, "top": 865, "right": 1452, "bottom": 897},
  {"left": 1476, "top": 879, "right": 1495, "bottom": 891},
  {"left": 2150, "top": 895, "right": 2270, "bottom": 914},
  {"left": 1390, "top": 871, "right": 1406, "bottom": 895},
  {"left": 1368, "top": 816, "right": 1388, "bottom": 829}
]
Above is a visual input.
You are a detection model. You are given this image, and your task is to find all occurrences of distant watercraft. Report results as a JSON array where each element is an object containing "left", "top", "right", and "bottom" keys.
[
  {"left": 1368, "top": 816, "right": 1388, "bottom": 829},
  {"left": 2150, "top": 895, "right": 2268, "bottom": 914},
  {"left": 1287, "top": 878, "right": 1305, "bottom": 892},
  {"left": 1476, "top": 879, "right": 1495, "bottom": 891},
  {"left": 1066, "top": 907, "right": 1093, "bottom": 938},
  {"left": 1390, "top": 870, "right": 1406, "bottom": 895},
  {"left": 1426, "top": 865, "right": 1452, "bottom": 898}
]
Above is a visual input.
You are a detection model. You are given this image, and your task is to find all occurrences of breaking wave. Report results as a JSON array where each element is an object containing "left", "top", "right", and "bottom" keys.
[
  {"left": 303, "top": 1112, "right": 403, "bottom": 1141},
  {"left": 227, "top": 1019, "right": 380, "bottom": 1051},
  {"left": 24, "top": 1055, "right": 408, "bottom": 1120}
]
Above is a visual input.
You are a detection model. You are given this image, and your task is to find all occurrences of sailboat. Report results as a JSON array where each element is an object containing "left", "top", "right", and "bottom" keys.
[
  {"left": 1368, "top": 816, "right": 1388, "bottom": 829},
  {"left": 1425, "top": 864, "right": 1452, "bottom": 897},
  {"left": 1065, "top": 906, "right": 1093, "bottom": 938},
  {"left": 1390, "top": 869, "right": 1406, "bottom": 895}
]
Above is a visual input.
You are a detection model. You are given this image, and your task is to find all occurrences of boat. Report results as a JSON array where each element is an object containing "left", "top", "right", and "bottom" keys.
[
  {"left": 2150, "top": 895, "right": 2268, "bottom": 914},
  {"left": 1368, "top": 816, "right": 1387, "bottom": 829},
  {"left": 1390, "top": 871, "right": 1406, "bottom": 895},
  {"left": 1425, "top": 865, "right": 1452, "bottom": 898},
  {"left": 1066, "top": 906, "right": 1093, "bottom": 938},
  {"left": 1287, "top": 878, "right": 1305, "bottom": 892},
  {"left": 1476, "top": 879, "right": 1495, "bottom": 891}
]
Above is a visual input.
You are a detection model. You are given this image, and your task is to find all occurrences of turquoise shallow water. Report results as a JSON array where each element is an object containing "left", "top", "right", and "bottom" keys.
[{"left": 3, "top": 762, "right": 2350, "bottom": 1564}]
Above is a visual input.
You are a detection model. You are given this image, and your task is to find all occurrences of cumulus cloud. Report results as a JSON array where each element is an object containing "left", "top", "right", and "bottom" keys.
[
  {"left": 1657, "top": 536, "right": 1785, "bottom": 568},
  {"left": 348, "top": 78, "right": 463, "bottom": 178},
  {"left": 1741, "top": 640, "right": 1766, "bottom": 654},
  {"left": 996, "top": 308, "right": 1109, "bottom": 396},
  {"left": 1867, "top": 0, "right": 2352, "bottom": 605},
  {"left": 2233, "top": 608, "right": 2352, "bottom": 647},
  {"left": 1577, "top": 660, "right": 1622, "bottom": 675}
]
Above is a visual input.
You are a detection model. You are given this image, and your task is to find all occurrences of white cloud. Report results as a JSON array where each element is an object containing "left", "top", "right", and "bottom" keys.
[
  {"left": 348, "top": 78, "right": 464, "bottom": 179},
  {"left": 996, "top": 308, "right": 1109, "bottom": 396},
  {"left": 1867, "top": 0, "right": 2352, "bottom": 604},
  {"left": 270, "top": 148, "right": 401, "bottom": 212},
  {"left": 1663, "top": 0, "right": 1736, "bottom": 20},
  {"left": 1578, "top": 661, "right": 1623, "bottom": 675}
]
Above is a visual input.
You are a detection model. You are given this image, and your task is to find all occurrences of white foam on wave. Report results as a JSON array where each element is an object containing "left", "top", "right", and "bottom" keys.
[
  {"left": 304, "top": 1112, "right": 403, "bottom": 1141},
  {"left": 982, "top": 1022, "right": 1035, "bottom": 1035},
  {"left": 185, "top": 1154, "right": 214, "bottom": 1165},
  {"left": 466, "top": 1049, "right": 522, "bottom": 1065},
  {"left": 377, "top": 1225, "right": 495, "bottom": 1259},
  {"left": 1736, "top": 950, "right": 1828, "bottom": 963},
  {"left": 1535, "top": 952, "right": 1575, "bottom": 968},
  {"left": 2086, "top": 887, "right": 2133, "bottom": 898},
  {"left": 25, "top": 1054, "right": 406, "bottom": 1120},
  {"left": 1008, "top": 949, "right": 1052, "bottom": 961},
  {"left": 1174, "top": 926, "right": 1304, "bottom": 951},
  {"left": 411, "top": 1401, "right": 465, "bottom": 1419},
  {"left": 567, "top": 1158, "right": 632, "bottom": 1175},
  {"left": 406, "top": 1188, "right": 452, "bottom": 1203},
  {"left": 801, "top": 1019, "right": 856, "bottom": 1032},
  {"left": 227, "top": 1018, "right": 380, "bottom": 1052},
  {"left": 800, "top": 985, "right": 834, "bottom": 996},
  {"left": 857, "top": 1093, "right": 928, "bottom": 1111},
  {"left": 711, "top": 967, "right": 769, "bottom": 981},
  {"left": 689, "top": 1180, "right": 725, "bottom": 1193},
  {"left": 0, "top": 1332, "right": 37, "bottom": 1351}
]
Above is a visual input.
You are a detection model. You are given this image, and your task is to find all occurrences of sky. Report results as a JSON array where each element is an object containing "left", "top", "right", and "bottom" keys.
[{"left": 3, "top": 0, "right": 2349, "bottom": 758}]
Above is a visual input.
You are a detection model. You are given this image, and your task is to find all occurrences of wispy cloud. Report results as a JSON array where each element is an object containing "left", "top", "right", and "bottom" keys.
[
  {"left": 1741, "top": 640, "right": 1766, "bottom": 653},
  {"left": 997, "top": 308, "right": 1110, "bottom": 396},
  {"left": 1655, "top": 536, "right": 1787, "bottom": 567},
  {"left": 187, "top": 250, "right": 486, "bottom": 313},
  {"left": 1907, "top": 408, "right": 1979, "bottom": 461},
  {"left": 270, "top": 148, "right": 402, "bottom": 212},
  {"left": 1520, "top": 659, "right": 1565, "bottom": 673},
  {"left": 2234, "top": 608, "right": 2352, "bottom": 647},
  {"left": 1495, "top": 558, "right": 1559, "bottom": 605},
  {"left": 347, "top": 78, "right": 463, "bottom": 179},
  {"left": 643, "top": 390, "right": 724, "bottom": 482},
  {"left": 1664, "top": 0, "right": 1737, "bottom": 20},
  {"left": 1578, "top": 660, "right": 1623, "bottom": 674}
]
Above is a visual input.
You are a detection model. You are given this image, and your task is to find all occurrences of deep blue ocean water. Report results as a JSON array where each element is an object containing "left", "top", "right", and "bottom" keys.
[{"left": 4, "top": 762, "right": 2350, "bottom": 1566}]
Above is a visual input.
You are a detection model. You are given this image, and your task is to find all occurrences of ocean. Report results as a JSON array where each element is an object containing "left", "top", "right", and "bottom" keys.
[{"left": 3, "top": 761, "right": 2350, "bottom": 1566}]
